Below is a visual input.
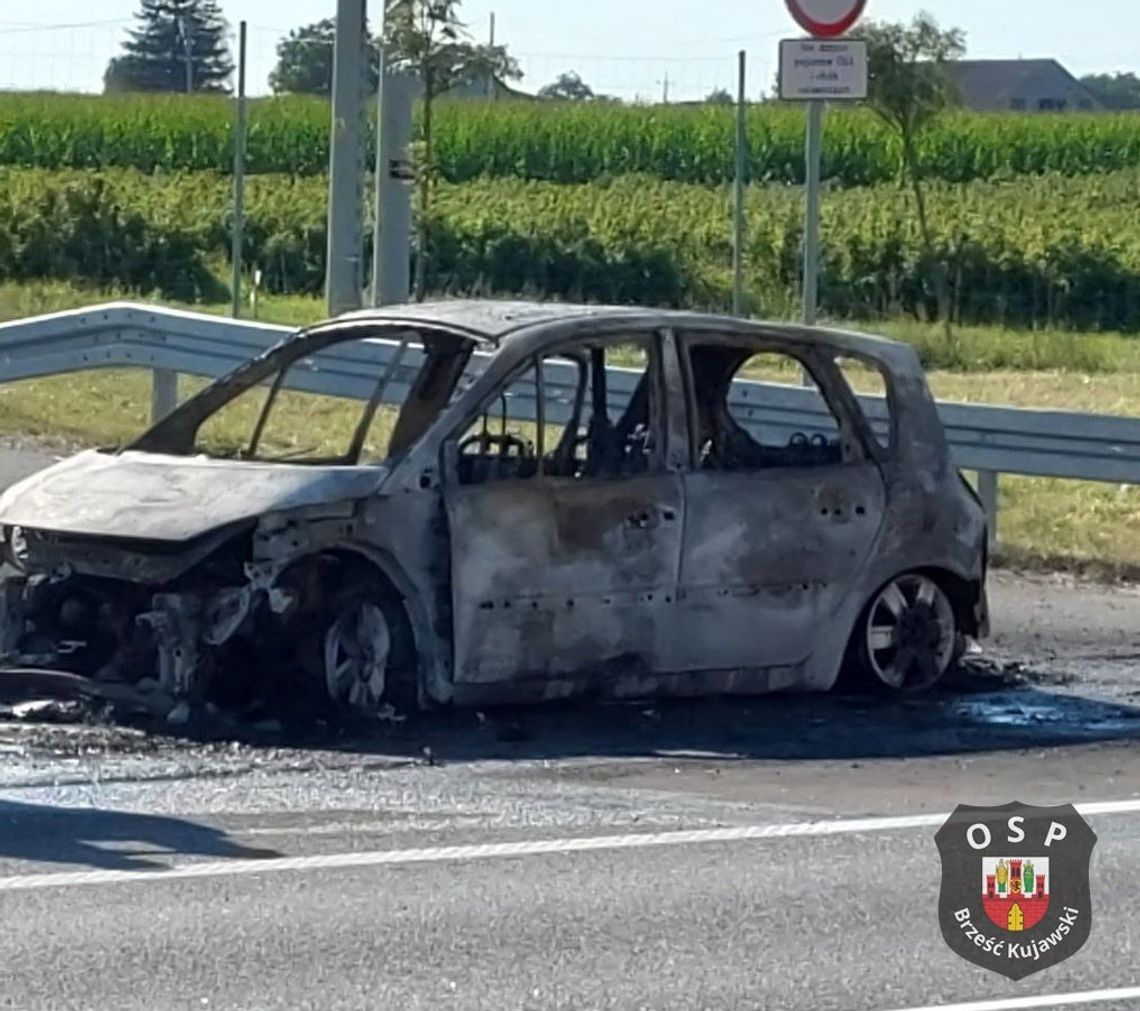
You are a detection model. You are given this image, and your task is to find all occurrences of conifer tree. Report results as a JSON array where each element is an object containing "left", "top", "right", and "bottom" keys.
[{"left": 105, "top": 0, "right": 233, "bottom": 94}]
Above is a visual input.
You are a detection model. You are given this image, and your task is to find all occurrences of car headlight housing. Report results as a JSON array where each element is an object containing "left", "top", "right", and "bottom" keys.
[{"left": 6, "top": 525, "right": 28, "bottom": 570}]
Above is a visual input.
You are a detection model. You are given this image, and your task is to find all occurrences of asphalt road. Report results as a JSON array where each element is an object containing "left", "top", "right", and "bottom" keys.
[
  {"left": 0, "top": 768, "right": 1138, "bottom": 1010},
  {"left": 0, "top": 449, "right": 1138, "bottom": 1010}
]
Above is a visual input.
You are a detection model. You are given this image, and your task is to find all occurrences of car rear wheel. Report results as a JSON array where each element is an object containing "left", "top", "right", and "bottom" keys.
[{"left": 859, "top": 573, "right": 958, "bottom": 693}]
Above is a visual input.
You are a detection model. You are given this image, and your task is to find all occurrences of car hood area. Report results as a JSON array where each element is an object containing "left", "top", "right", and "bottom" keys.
[{"left": 0, "top": 449, "right": 387, "bottom": 543}]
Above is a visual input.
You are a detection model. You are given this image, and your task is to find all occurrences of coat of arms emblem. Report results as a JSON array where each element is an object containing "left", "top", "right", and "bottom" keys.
[{"left": 935, "top": 802, "right": 1096, "bottom": 980}]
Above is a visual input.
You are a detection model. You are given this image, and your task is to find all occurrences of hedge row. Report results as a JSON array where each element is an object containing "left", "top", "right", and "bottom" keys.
[{"left": 5, "top": 167, "right": 1140, "bottom": 332}]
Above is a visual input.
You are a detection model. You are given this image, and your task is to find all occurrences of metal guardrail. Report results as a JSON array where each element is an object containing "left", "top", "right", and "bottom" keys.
[{"left": 1, "top": 302, "right": 1139, "bottom": 544}]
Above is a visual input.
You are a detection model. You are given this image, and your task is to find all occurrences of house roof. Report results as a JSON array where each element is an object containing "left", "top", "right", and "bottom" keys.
[
  {"left": 940, "top": 59, "right": 1102, "bottom": 110},
  {"left": 429, "top": 76, "right": 537, "bottom": 102}
]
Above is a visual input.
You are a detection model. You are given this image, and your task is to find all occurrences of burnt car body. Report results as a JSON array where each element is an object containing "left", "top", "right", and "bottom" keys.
[{"left": 0, "top": 301, "right": 989, "bottom": 718}]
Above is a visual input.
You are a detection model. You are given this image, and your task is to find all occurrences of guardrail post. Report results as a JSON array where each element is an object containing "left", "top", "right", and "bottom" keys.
[
  {"left": 151, "top": 368, "right": 179, "bottom": 424},
  {"left": 978, "top": 470, "right": 998, "bottom": 550}
]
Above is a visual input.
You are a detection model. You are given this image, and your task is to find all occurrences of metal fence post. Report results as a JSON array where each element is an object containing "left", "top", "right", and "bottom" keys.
[
  {"left": 151, "top": 368, "right": 179, "bottom": 424},
  {"left": 230, "top": 20, "right": 248, "bottom": 318},
  {"left": 732, "top": 50, "right": 747, "bottom": 317},
  {"left": 978, "top": 470, "right": 999, "bottom": 549},
  {"left": 370, "top": 42, "right": 387, "bottom": 307}
]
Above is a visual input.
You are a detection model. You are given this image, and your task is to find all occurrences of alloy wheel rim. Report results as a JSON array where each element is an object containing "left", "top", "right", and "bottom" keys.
[
  {"left": 323, "top": 602, "right": 391, "bottom": 714},
  {"left": 865, "top": 574, "right": 956, "bottom": 690}
]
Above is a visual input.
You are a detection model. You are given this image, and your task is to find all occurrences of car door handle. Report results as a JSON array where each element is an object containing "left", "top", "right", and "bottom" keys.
[
  {"left": 626, "top": 507, "right": 676, "bottom": 530},
  {"left": 627, "top": 508, "right": 656, "bottom": 530}
]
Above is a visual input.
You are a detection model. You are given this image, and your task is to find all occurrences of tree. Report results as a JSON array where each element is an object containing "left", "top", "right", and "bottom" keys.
[
  {"left": 268, "top": 18, "right": 382, "bottom": 95},
  {"left": 539, "top": 71, "right": 595, "bottom": 101},
  {"left": 1080, "top": 72, "right": 1140, "bottom": 110},
  {"left": 852, "top": 14, "right": 965, "bottom": 335},
  {"left": 383, "top": 0, "right": 521, "bottom": 299},
  {"left": 705, "top": 87, "right": 734, "bottom": 106},
  {"left": 104, "top": 0, "right": 233, "bottom": 94}
]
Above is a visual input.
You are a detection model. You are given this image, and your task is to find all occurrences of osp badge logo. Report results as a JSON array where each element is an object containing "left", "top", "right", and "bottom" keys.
[{"left": 935, "top": 802, "right": 1097, "bottom": 980}]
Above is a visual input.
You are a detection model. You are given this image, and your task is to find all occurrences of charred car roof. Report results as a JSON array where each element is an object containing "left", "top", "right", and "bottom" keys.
[
  {"left": 334, "top": 299, "right": 651, "bottom": 343},
  {"left": 329, "top": 300, "right": 919, "bottom": 369}
]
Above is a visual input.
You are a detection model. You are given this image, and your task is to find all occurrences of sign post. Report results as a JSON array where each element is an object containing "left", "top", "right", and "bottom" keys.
[
  {"left": 802, "top": 100, "right": 823, "bottom": 328},
  {"left": 781, "top": 0, "right": 868, "bottom": 330}
]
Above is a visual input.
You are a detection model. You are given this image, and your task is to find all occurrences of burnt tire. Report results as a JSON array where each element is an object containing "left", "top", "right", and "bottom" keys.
[
  {"left": 285, "top": 569, "right": 418, "bottom": 724},
  {"left": 848, "top": 573, "right": 960, "bottom": 695}
]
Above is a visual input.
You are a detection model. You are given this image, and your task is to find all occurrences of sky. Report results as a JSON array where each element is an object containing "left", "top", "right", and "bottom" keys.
[{"left": 1, "top": 1, "right": 1136, "bottom": 100}]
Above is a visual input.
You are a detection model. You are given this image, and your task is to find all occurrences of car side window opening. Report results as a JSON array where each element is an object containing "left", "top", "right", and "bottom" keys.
[
  {"left": 455, "top": 337, "right": 660, "bottom": 486},
  {"left": 833, "top": 355, "right": 894, "bottom": 453},
  {"left": 687, "top": 344, "right": 855, "bottom": 473}
]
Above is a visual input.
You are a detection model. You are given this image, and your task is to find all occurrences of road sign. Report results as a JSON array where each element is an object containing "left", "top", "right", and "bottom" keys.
[
  {"left": 779, "top": 39, "right": 868, "bottom": 101},
  {"left": 782, "top": 0, "right": 868, "bottom": 353},
  {"left": 784, "top": 0, "right": 867, "bottom": 38}
]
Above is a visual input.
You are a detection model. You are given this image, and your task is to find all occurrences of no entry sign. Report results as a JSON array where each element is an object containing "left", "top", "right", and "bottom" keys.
[{"left": 785, "top": 0, "right": 867, "bottom": 38}]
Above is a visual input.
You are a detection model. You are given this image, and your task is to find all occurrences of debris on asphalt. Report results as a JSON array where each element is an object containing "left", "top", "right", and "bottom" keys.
[{"left": 9, "top": 698, "right": 90, "bottom": 723}]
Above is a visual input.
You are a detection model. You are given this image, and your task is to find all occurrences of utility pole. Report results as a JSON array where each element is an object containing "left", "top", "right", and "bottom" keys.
[
  {"left": 326, "top": 0, "right": 368, "bottom": 316},
  {"left": 371, "top": 47, "right": 414, "bottom": 306}
]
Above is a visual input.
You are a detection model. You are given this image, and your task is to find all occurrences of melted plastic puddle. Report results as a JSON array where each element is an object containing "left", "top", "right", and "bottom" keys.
[{"left": 949, "top": 691, "right": 1140, "bottom": 735}]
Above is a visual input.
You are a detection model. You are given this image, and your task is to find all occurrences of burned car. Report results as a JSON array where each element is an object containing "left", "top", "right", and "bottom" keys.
[{"left": 0, "top": 301, "right": 988, "bottom": 720}]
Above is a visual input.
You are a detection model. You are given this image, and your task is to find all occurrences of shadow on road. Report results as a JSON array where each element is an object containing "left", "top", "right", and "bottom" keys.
[
  {"left": 0, "top": 799, "right": 281, "bottom": 872},
  {"left": 3, "top": 662, "right": 1140, "bottom": 770},
  {"left": 286, "top": 664, "right": 1140, "bottom": 765}
]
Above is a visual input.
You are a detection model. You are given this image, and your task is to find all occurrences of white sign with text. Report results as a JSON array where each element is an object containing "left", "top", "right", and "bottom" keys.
[{"left": 779, "top": 38, "right": 868, "bottom": 101}]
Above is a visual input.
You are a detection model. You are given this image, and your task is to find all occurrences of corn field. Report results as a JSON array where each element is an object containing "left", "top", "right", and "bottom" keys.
[
  {"left": 4, "top": 165, "right": 1140, "bottom": 333},
  {"left": 3, "top": 92, "right": 1140, "bottom": 186}
]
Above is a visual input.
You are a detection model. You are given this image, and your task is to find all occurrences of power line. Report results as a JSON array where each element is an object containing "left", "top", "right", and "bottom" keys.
[
  {"left": 0, "top": 19, "right": 129, "bottom": 35},
  {"left": 516, "top": 51, "right": 741, "bottom": 64}
]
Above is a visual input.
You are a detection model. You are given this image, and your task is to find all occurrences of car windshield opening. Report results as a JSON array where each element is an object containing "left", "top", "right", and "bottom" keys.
[{"left": 143, "top": 326, "right": 478, "bottom": 464}]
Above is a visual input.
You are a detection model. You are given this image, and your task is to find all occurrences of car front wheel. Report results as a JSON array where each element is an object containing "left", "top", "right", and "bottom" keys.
[{"left": 290, "top": 572, "right": 418, "bottom": 723}]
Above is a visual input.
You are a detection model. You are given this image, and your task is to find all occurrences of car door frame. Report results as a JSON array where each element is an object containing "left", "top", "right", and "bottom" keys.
[
  {"left": 436, "top": 323, "right": 691, "bottom": 704},
  {"left": 666, "top": 326, "right": 891, "bottom": 691}
]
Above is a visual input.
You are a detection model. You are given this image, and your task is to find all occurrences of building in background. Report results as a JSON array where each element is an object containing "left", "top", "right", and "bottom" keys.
[{"left": 942, "top": 59, "right": 1103, "bottom": 113}]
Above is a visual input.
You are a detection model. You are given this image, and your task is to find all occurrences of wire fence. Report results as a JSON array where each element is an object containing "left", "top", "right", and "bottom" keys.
[
  {"left": 0, "top": 18, "right": 780, "bottom": 101},
  {"left": 0, "top": 19, "right": 132, "bottom": 92}
]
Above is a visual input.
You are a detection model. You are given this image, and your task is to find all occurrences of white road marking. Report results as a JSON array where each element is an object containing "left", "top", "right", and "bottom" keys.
[
  {"left": 877, "top": 986, "right": 1140, "bottom": 1011},
  {"left": 0, "top": 797, "right": 1137, "bottom": 893}
]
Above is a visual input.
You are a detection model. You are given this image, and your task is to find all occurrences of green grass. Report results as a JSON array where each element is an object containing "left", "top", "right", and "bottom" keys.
[
  {"left": 1, "top": 280, "right": 1139, "bottom": 576},
  {"left": 6, "top": 91, "right": 1140, "bottom": 188}
]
